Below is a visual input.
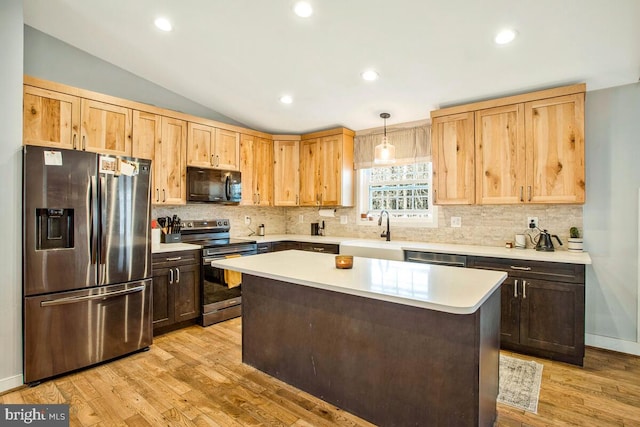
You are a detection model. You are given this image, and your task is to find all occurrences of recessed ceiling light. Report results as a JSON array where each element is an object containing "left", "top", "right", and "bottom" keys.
[
  {"left": 293, "top": 1, "right": 313, "bottom": 18},
  {"left": 361, "top": 70, "right": 379, "bottom": 81},
  {"left": 154, "top": 17, "right": 173, "bottom": 32},
  {"left": 495, "top": 29, "right": 517, "bottom": 45},
  {"left": 280, "top": 95, "right": 293, "bottom": 104}
]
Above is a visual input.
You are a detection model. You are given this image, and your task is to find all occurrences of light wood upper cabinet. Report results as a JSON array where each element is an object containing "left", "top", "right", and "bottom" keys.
[
  {"left": 187, "top": 123, "right": 239, "bottom": 170},
  {"left": 431, "top": 84, "right": 586, "bottom": 205},
  {"left": 299, "top": 129, "right": 354, "bottom": 207},
  {"left": 23, "top": 86, "right": 80, "bottom": 150},
  {"left": 431, "top": 112, "right": 475, "bottom": 205},
  {"left": 133, "top": 111, "right": 186, "bottom": 205},
  {"left": 299, "top": 138, "right": 320, "bottom": 206},
  {"left": 525, "top": 94, "right": 585, "bottom": 204},
  {"left": 80, "top": 99, "right": 132, "bottom": 155},
  {"left": 475, "top": 104, "right": 526, "bottom": 204},
  {"left": 273, "top": 138, "right": 300, "bottom": 206},
  {"left": 240, "top": 134, "right": 273, "bottom": 206}
]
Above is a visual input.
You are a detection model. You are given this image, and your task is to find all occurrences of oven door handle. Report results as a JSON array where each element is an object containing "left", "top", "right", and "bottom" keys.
[{"left": 204, "top": 252, "right": 256, "bottom": 264}]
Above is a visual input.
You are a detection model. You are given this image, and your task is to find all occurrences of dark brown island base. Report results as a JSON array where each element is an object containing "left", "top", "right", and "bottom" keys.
[{"left": 219, "top": 251, "right": 506, "bottom": 427}]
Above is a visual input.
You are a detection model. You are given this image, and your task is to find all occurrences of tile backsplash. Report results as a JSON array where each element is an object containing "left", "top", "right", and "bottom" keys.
[{"left": 154, "top": 203, "right": 582, "bottom": 250}]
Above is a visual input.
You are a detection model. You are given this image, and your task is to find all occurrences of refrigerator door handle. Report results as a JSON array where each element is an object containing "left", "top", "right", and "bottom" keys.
[
  {"left": 99, "top": 176, "right": 106, "bottom": 268},
  {"left": 40, "top": 285, "right": 146, "bottom": 307},
  {"left": 89, "top": 176, "right": 98, "bottom": 264}
]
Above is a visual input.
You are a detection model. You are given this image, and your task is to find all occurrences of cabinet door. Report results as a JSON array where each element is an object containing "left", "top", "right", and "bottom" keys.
[
  {"left": 187, "top": 122, "right": 214, "bottom": 167},
  {"left": 525, "top": 94, "right": 585, "bottom": 203},
  {"left": 132, "top": 111, "right": 159, "bottom": 160},
  {"left": 519, "top": 279, "right": 585, "bottom": 357},
  {"left": 475, "top": 105, "right": 526, "bottom": 204},
  {"left": 173, "top": 264, "right": 200, "bottom": 322},
  {"left": 272, "top": 241, "right": 301, "bottom": 251},
  {"left": 157, "top": 117, "right": 187, "bottom": 205},
  {"left": 23, "top": 86, "right": 80, "bottom": 150},
  {"left": 274, "top": 140, "right": 300, "bottom": 206},
  {"left": 500, "top": 278, "right": 521, "bottom": 345},
  {"left": 214, "top": 129, "right": 240, "bottom": 170},
  {"left": 319, "top": 135, "right": 342, "bottom": 206},
  {"left": 80, "top": 99, "right": 132, "bottom": 155},
  {"left": 431, "top": 112, "right": 475, "bottom": 204},
  {"left": 152, "top": 267, "right": 173, "bottom": 330},
  {"left": 254, "top": 137, "right": 273, "bottom": 206},
  {"left": 239, "top": 134, "right": 255, "bottom": 205},
  {"left": 299, "top": 138, "right": 320, "bottom": 206}
]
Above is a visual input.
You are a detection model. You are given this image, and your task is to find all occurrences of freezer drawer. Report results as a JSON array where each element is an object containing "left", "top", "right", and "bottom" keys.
[{"left": 24, "top": 279, "right": 152, "bottom": 384}]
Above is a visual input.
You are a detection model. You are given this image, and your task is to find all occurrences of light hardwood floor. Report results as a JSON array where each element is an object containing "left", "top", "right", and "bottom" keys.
[{"left": 2, "top": 318, "right": 640, "bottom": 426}]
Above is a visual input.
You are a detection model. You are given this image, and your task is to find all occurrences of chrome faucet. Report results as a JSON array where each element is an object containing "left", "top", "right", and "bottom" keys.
[{"left": 378, "top": 210, "right": 391, "bottom": 241}]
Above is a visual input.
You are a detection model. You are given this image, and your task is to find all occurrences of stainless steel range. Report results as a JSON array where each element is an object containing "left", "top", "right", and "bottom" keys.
[{"left": 180, "top": 219, "right": 257, "bottom": 326}]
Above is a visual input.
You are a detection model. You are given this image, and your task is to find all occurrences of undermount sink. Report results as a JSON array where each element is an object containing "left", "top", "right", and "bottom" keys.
[{"left": 339, "top": 240, "right": 405, "bottom": 261}]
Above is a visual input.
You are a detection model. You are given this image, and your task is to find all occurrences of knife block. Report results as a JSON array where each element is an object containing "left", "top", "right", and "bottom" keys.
[{"left": 161, "top": 233, "right": 182, "bottom": 243}]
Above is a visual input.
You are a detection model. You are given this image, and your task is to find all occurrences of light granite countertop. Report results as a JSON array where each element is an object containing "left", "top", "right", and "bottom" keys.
[{"left": 211, "top": 250, "right": 507, "bottom": 314}]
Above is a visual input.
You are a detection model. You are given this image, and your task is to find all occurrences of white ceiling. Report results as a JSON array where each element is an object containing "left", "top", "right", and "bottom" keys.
[{"left": 23, "top": 0, "right": 640, "bottom": 134}]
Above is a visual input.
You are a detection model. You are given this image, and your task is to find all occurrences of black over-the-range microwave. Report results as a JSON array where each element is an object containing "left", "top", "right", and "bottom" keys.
[{"left": 186, "top": 167, "right": 242, "bottom": 204}]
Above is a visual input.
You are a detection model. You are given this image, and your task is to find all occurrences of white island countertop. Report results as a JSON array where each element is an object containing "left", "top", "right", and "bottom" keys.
[{"left": 211, "top": 250, "right": 507, "bottom": 315}]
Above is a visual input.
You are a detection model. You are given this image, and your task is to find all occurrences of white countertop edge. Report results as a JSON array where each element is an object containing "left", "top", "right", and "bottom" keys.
[
  {"left": 212, "top": 252, "right": 507, "bottom": 315},
  {"left": 152, "top": 242, "right": 201, "bottom": 253}
]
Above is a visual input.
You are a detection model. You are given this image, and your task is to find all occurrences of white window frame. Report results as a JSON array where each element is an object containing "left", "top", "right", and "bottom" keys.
[{"left": 356, "top": 162, "right": 438, "bottom": 228}]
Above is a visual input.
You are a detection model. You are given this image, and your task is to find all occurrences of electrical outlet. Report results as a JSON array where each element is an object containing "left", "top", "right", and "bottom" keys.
[
  {"left": 340, "top": 215, "right": 348, "bottom": 224},
  {"left": 298, "top": 214, "right": 304, "bottom": 223},
  {"left": 244, "top": 215, "right": 251, "bottom": 225},
  {"left": 527, "top": 217, "right": 538, "bottom": 229},
  {"left": 451, "top": 216, "right": 462, "bottom": 228}
]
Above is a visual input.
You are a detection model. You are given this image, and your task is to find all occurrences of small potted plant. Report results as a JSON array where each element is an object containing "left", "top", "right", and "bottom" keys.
[{"left": 568, "top": 227, "right": 583, "bottom": 252}]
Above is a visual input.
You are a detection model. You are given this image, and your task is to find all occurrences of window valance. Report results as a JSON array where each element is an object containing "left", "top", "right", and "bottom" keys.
[{"left": 353, "top": 124, "right": 431, "bottom": 169}]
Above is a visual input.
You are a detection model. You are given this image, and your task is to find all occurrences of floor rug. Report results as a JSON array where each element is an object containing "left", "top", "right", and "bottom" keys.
[{"left": 498, "top": 354, "right": 544, "bottom": 413}]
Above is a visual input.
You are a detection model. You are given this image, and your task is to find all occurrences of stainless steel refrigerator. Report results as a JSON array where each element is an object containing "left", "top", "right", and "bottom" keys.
[{"left": 23, "top": 145, "right": 153, "bottom": 384}]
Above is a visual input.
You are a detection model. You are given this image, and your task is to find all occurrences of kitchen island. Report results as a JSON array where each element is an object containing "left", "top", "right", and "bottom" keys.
[{"left": 212, "top": 250, "right": 507, "bottom": 426}]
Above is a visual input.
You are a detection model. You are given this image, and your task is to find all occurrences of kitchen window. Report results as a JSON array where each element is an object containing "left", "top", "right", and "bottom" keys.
[{"left": 358, "top": 162, "right": 437, "bottom": 226}]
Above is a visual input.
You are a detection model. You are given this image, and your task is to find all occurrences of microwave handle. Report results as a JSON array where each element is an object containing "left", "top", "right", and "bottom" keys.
[{"left": 225, "top": 175, "right": 231, "bottom": 200}]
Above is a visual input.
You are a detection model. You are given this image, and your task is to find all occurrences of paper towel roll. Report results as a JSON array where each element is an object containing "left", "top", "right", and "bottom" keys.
[{"left": 318, "top": 209, "right": 336, "bottom": 217}]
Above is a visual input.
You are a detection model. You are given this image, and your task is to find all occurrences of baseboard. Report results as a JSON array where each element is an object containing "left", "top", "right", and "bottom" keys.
[
  {"left": 0, "top": 374, "right": 24, "bottom": 394},
  {"left": 586, "top": 333, "right": 640, "bottom": 356}
]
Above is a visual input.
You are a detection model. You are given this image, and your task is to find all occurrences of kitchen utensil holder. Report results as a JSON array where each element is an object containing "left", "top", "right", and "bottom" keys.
[{"left": 161, "top": 233, "right": 182, "bottom": 243}]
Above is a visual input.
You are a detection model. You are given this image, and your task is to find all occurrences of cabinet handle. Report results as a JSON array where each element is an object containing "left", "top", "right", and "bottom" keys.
[
  {"left": 216, "top": 154, "right": 220, "bottom": 167},
  {"left": 295, "top": 194, "right": 299, "bottom": 205},
  {"left": 82, "top": 135, "right": 86, "bottom": 151},
  {"left": 210, "top": 154, "right": 214, "bottom": 166},
  {"left": 163, "top": 189, "right": 166, "bottom": 202},
  {"left": 510, "top": 265, "right": 532, "bottom": 271},
  {"left": 528, "top": 186, "right": 532, "bottom": 202},
  {"left": 433, "top": 189, "right": 437, "bottom": 204},
  {"left": 257, "top": 192, "right": 260, "bottom": 205},
  {"left": 520, "top": 186, "right": 524, "bottom": 202},
  {"left": 156, "top": 189, "right": 159, "bottom": 202},
  {"left": 522, "top": 280, "right": 527, "bottom": 299},
  {"left": 514, "top": 279, "right": 518, "bottom": 298},
  {"left": 175, "top": 267, "right": 180, "bottom": 284},
  {"left": 319, "top": 193, "right": 323, "bottom": 205},
  {"left": 73, "top": 134, "right": 77, "bottom": 150},
  {"left": 166, "top": 257, "right": 182, "bottom": 261},
  {"left": 312, "top": 247, "right": 325, "bottom": 252},
  {"left": 169, "top": 268, "right": 174, "bottom": 284}
]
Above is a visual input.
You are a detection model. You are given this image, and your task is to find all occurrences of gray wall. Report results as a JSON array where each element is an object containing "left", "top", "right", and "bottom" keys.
[
  {"left": 0, "top": 0, "right": 25, "bottom": 392},
  {"left": 584, "top": 83, "right": 640, "bottom": 342},
  {"left": 24, "top": 26, "right": 248, "bottom": 128}
]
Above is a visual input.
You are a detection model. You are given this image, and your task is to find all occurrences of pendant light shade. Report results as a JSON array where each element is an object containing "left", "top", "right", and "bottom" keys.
[{"left": 374, "top": 113, "right": 396, "bottom": 164}]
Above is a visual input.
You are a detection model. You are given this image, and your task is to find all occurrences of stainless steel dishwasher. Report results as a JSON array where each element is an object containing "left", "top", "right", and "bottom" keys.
[{"left": 404, "top": 251, "right": 467, "bottom": 267}]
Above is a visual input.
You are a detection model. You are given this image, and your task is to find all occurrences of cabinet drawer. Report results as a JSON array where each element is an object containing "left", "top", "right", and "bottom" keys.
[
  {"left": 469, "top": 256, "right": 584, "bottom": 284},
  {"left": 153, "top": 250, "right": 200, "bottom": 269},
  {"left": 257, "top": 243, "right": 272, "bottom": 253}
]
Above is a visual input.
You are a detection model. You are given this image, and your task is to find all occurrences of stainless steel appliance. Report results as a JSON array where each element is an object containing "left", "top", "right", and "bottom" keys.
[
  {"left": 23, "top": 146, "right": 153, "bottom": 384},
  {"left": 534, "top": 229, "right": 563, "bottom": 252},
  {"left": 404, "top": 251, "right": 468, "bottom": 267},
  {"left": 180, "top": 219, "right": 256, "bottom": 326},
  {"left": 186, "top": 167, "right": 241, "bottom": 204}
]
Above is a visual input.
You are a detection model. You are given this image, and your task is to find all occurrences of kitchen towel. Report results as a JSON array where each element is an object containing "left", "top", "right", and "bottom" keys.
[
  {"left": 318, "top": 209, "right": 336, "bottom": 217},
  {"left": 223, "top": 254, "right": 242, "bottom": 288}
]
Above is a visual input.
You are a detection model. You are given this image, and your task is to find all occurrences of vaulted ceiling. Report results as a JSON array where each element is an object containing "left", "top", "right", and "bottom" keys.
[{"left": 23, "top": 0, "right": 640, "bottom": 133}]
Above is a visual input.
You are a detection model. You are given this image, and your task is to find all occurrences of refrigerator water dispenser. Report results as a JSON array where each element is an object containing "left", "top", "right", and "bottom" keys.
[{"left": 36, "top": 208, "right": 74, "bottom": 250}]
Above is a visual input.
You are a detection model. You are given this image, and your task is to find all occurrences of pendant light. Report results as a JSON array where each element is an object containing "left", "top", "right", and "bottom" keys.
[{"left": 374, "top": 112, "right": 396, "bottom": 164}]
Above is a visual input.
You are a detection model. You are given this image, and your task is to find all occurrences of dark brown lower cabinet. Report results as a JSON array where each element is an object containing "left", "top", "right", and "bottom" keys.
[
  {"left": 152, "top": 250, "right": 201, "bottom": 335},
  {"left": 469, "top": 256, "right": 585, "bottom": 366},
  {"left": 271, "top": 241, "right": 339, "bottom": 254}
]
